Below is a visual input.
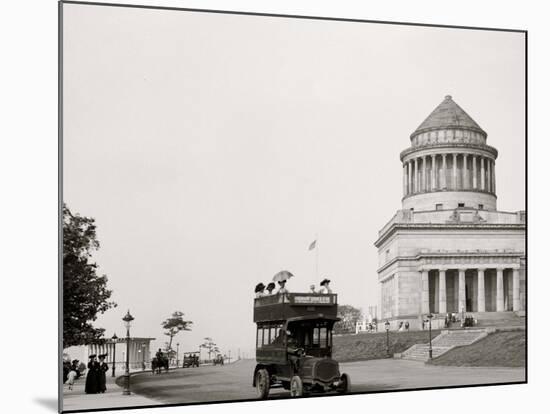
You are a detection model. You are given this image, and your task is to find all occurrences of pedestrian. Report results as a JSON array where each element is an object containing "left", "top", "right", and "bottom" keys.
[
  {"left": 405, "top": 321, "right": 410, "bottom": 331},
  {"left": 84, "top": 354, "right": 100, "bottom": 394},
  {"left": 255, "top": 282, "right": 266, "bottom": 298},
  {"left": 71, "top": 359, "right": 81, "bottom": 379},
  {"left": 98, "top": 354, "right": 109, "bottom": 393},
  {"left": 309, "top": 284, "right": 317, "bottom": 294},
  {"left": 319, "top": 278, "right": 332, "bottom": 294},
  {"left": 63, "top": 360, "right": 70, "bottom": 384},
  {"left": 67, "top": 367, "right": 78, "bottom": 390},
  {"left": 266, "top": 282, "right": 276, "bottom": 295}
]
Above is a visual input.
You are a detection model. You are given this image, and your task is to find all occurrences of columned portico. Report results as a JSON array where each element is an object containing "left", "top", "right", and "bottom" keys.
[{"left": 420, "top": 264, "right": 522, "bottom": 315}]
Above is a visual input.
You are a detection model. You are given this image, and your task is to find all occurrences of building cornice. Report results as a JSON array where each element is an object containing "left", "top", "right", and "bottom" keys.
[
  {"left": 374, "top": 222, "right": 526, "bottom": 248},
  {"left": 400, "top": 142, "right": 498, "bottom": 161},
  {"left": 401, "top": 188, "right": 497, "bottom": 202},
  {"left": 377, "top": 249, "right": 525, "bottom": 274}
]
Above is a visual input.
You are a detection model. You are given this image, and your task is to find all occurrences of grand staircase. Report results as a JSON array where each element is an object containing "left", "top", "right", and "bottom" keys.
[{"left": 401, "top": 329, "right": 488, "bottom": 362}]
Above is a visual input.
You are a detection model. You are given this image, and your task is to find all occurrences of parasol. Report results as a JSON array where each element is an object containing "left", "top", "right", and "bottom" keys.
[{"left": 272, "top": 270, "right": 294, "bottom": 282}]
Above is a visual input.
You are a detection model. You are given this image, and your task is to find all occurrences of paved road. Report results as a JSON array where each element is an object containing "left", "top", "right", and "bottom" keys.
[{"left": 128, "top": 359, "right": 525, "bottom": 405}]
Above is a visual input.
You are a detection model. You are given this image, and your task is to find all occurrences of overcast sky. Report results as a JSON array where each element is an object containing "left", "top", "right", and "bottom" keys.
[{"left": 62, "top": 3, "right": 525, "bottom": 357}]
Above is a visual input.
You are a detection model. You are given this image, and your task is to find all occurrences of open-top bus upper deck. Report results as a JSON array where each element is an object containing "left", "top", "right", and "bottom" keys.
[{"left": 253, "top": 292, "right": 338, "bottom": 324}]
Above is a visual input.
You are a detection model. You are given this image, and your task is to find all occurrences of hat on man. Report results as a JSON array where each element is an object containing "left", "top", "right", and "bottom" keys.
[
  {"left": 266, "top": 282, "right": 276, "bottom": 290},
  {"left": 320, "top": 278, "right": 331, "bottom": 286},
  {"left": 89, "top": 354, "right": 97, "bottom": 359},
  {"left": 255, "top": 282, "right": 266, "bottom": 293},
  {"left": 98, "top": 354, "right": 107, "bottom": 359}
]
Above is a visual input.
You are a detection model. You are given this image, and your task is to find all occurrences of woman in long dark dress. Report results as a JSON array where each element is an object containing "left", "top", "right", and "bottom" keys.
[
  {"left": 97, "top": 354, "right": 109, "bottom": 393},
  {"left": 84, "top": 355, "right": 100, "bottom": 394}
]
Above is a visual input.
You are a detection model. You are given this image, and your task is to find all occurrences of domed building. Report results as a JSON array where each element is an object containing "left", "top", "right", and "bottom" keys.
[{"left": 375, "top": 95, "right": 525, "bottom": 329}]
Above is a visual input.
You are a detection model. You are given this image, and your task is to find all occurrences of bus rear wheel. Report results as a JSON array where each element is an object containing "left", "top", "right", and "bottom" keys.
[{"left": 255, "top": 369, "right": 270, "bottom": 399}]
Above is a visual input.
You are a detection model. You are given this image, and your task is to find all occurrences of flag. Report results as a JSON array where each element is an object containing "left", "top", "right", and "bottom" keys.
[{"left": 308, "top": 240, "right": 317, "bottom": 251}]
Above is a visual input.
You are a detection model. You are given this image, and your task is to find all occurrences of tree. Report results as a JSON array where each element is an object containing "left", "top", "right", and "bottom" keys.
[
  {"left": 334, "top": 304, "right": 363, "bottom": 334},
  {"left": 161, "top": 311, "right": 193, "bottom": 352},
  {"left": 200, "top": 337, "right": 218, "bottom": 360},
  {"left": 63, "top": 204, "right": 116, "bottom": 348}
]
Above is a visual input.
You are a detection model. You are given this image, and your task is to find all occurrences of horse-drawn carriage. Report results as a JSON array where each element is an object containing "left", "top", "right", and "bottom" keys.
[
  {"left": 213, "top": 354, "right": 224, "bottom": 366},
  {"left": 252, "top": 292, "right": 351, "bottom": 398},
  {"left": 151, "top": 355, "right": 169, "bottom": 374}
]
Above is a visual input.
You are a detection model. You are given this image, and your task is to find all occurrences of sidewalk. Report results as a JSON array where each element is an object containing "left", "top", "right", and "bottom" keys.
[{"left": 62, "top": 373, "right": 156, "bottom": 412}]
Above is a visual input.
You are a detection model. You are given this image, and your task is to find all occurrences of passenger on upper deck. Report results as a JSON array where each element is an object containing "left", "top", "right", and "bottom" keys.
[
  {"left": 255, "top": 283, "right": 266, "bottom": 298},
  {"left": 309, "top": 284, "right": 317, "bottom": 293},
  {"left": 319, "top": 278, "right": 332, "bottom": 294},
  {"left": 266, "top": 282, "right": 276, "bottom": 295},
  {"left": 277, "top": 280, "right": 289, "bottom": 294}
]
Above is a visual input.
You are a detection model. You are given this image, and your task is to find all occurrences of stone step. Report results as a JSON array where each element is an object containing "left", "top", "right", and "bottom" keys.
[{"left": 401, "top": 329, "right": 488, "bottom": 362}]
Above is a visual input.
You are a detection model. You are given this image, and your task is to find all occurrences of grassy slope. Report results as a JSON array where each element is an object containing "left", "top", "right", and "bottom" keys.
[
  {"left": 333, "top": 330, "right": 441, "bottom": 362},
  {"left": 428, "top": 330, "right": 525, "bottom": 367}
]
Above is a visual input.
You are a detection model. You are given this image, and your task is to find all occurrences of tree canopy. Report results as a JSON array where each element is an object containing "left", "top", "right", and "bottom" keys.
[
  {"left": 334, "top": 304, "right": 363, "bottom": 334},
  {"left": 161, "top": 311, "right": 193, "bottom": 351},
  {"left": 200, "top": 337, "right": 219, "bottom": 360},
  {"left": 63, "top": 204, "right": 116, "bottom": 348}
]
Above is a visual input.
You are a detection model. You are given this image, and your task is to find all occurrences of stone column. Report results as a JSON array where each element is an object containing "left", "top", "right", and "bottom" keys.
[
  {"left": 480, "top": 157, "right": 486, "bottom": 191},
  {"left": 496, "top": 268, "right": 504, "bottom": 312},
  {"left": 477, "top": 268, "right": 486, "bottom": 312},
  {"left": 422, "top": 155, "right": 427, "bottom": 192},
  {"left": 441, "top": 154, "right": 447, "bottom": 189},
  {"left": 403, "top": 163, "right": 407, "bottom": 197},
  {"left": 462, "top": 154, "right": 468, "bottom": 189},
  {"left": 438, "top": 269, "right": 447, "bottom": 314},
  {"left": 431, "top": 154, "right": 436, "bottom": 191},
  {"left": 513, "top": 268, "right": 521, "bottom": 311},
  {"left": 473, "top": 155, "right": 478, "bottom": 189},
  {"left": 407, "top": 161, "right": 412, "bottom": 195},
  {"left": 421, "top": 270, "right": 430, "bottom": 314},
  {"left": 487, "top": 158, "right": 493, "bottom": 193},
  {"left": 413, "top": 158, "right": 417, "bottom": 193},
  {"left": 452, "top": 153, "right": 457, "bottom": 190},
  {"left": 492, "top": 159, "right": 496, "bottom": 194},
  {"left": 458, "top": 269, "right": 466, "bottom": 313}
]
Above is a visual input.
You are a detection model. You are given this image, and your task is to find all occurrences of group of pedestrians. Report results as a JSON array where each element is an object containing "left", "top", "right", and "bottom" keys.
[{"left": 84, "top": 354, "right": 109, "bottom": 394}]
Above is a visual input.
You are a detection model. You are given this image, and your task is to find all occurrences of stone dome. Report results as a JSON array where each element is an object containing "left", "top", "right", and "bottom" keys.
[{"left": 411, "top": 95, "right": 487, "bottom": 140}]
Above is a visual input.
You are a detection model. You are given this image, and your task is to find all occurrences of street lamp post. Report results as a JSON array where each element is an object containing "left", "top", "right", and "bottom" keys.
[
  {"left": 427, "top": 313, "right": 434, "bottom": 359},
  {"left": 176, "top": 343, "right": 180, "bottom": 368},
  {"left": 122, "top": 310, "right": 134, "bottom": 396},
  {"left": 111, "top": 333, "right": 118, "bottom": 377},
  {"left": 385, "top": 320, "right": 390, "bottom": 357}
]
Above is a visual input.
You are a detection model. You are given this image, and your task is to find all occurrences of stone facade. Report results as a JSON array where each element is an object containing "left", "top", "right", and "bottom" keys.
[{"left": 375, "top": 96, "right": 525, "bottom": 330}]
